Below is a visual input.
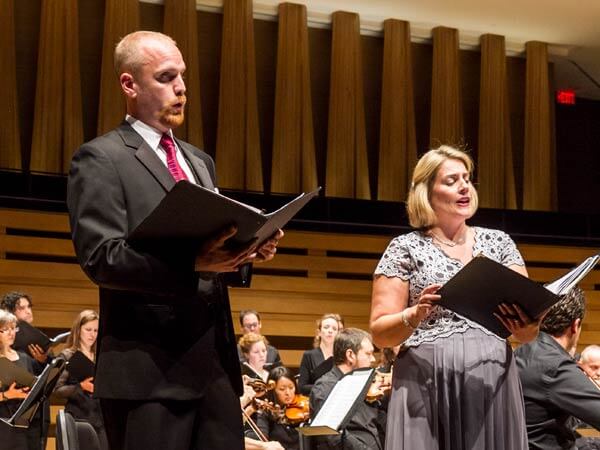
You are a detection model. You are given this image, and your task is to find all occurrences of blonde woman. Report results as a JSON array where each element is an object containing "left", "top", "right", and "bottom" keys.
[
  {"left": 371, "top": 146, "right": 538, "bottom": 449},
  {"left": 297, "top": 313, "right": 343, "bottom": 395},
  {"left": 55, "top": 310, "right": 108, "bottom": 450},
  {"left": 239, "top": 333, "right": 271, "bottom": 382}
]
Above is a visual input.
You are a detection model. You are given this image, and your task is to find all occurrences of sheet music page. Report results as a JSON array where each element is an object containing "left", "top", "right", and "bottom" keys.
[
  {"left": 544, "top": 254, "right": 600, "bottom": 295},
  {"left": 310, "top": 368, "right": 373, "bottom": 430}
]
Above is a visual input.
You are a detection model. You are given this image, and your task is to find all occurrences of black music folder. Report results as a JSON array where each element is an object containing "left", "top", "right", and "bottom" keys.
[
  {"left": 66, "top": 351, "right": 95, "bottom": 382},
  {"left": 128, "top": 182, "right": 321, "bottom": 247},
  {"left": 311, "top": 357, "right": 334, "bottom": 382},
  {"left": 438, "top": 254, "right": 600, "bottom": 339},
  {"left": 0, "top": 357, "right": 36, "bottom": 390},
  {"left": 13, "top": 321, "right": 69, "bottom": 353}
]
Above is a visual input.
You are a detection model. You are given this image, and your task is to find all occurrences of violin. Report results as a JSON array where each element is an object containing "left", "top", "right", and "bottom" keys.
[
  {"left": 366, "top": 369, "right": 392, "bottom": 403},
  {"left": 246, "top": 378, "right": 275, "bottom": 395},
  {"left": 284, "top": 394, "right": 310, "bottom": 425},
  {"left": 253, "top": 394, "right": 310, "bottom": 426}
]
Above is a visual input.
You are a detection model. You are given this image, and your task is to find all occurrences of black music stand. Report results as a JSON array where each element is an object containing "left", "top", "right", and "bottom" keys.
[{"left": 1, "top": 357, "right": 66, "bottom": 428}]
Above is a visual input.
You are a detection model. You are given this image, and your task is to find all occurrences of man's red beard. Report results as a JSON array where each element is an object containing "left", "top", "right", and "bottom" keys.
[{"left": 158, "top": 96, "right": 187, "bottom": 129}]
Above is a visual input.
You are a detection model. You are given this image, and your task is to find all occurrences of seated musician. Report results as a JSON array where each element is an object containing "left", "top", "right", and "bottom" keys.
[
  {"left": 0, "top": 310, "right": 41, "bottom": 449},
  {"left": 239, "top": 333, "right": 271, "bottom": 382},
  {"left": 54, "top": 310, "right": 108, "bottom": 450},
  {"left": 515, "top": 287, "right": 600, "bottom": 449},
  {"left": 251, "top": 366, "right": 307, "bottom": 450},
  {"left": 238, "top": 310, "right": 282, "bottom": 369},
  {"left": 579, "top": 345, "right": 600, "bottom": 382},
  {"left": 310, "top": 328, "right": 384, "bottom": 450},
  {"left": 240, "top": 374, "right": 285, "bottom": 450}
]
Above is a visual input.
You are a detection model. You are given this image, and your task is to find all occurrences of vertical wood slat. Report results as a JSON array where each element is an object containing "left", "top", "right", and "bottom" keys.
[
  {"left": 430, "top": 27, "right": 463, "bottom": 147},
  {"left": 97, "top": 0, "right": 139, "bottom": 135},
  {"left": 523, "top": 41, "right": 554, "bottom": 211},
  {"left": 325, "top": 11, "right": 370, "bottom": 200},
  {"left": 216, "top": 0, "right": 263, "bottom": 191},
  {"left": 477, "top": 34, "right": 516, "bottom": 209},
  {"left": 271, "top": 2, "right": 317, "bottom": 194},
  {"left": 163, "top": 0, "right": 204, "bottom": 149},
  {"left": 0, "top": 0, "right": 21, "bottom": 170},
  {"left": 377, "top": 19, "right": 417, "bottom": 201},
  {"left": 30, "top": 0, "right": 84, "bottom": 174}
]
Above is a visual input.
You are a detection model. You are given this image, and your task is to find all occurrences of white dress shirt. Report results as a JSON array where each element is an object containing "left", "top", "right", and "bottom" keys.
[{"left": 126, "top": 115, "right": 196, "bottom": 183}]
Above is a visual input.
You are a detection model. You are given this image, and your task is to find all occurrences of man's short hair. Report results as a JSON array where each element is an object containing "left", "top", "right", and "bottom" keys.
[
  {"left": 333, "top": 328, "right": 370, "bottom": 366},
  {"left": 540, "top": 287, "right": 585, "bottom": 336},
  {"left": 1, "top": 291, "right": 31, "bottom": 314},
  {"left": 114, "top": 31, "right": 177, "bottom": 76},
  {"left": 239, "top": 309, "right": 261, "bottom": 326}
]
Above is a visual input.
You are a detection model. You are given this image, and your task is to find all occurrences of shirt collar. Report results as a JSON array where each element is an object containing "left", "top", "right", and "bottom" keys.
[{"left": 125, "top": 115, "right": 175, "bottom": 152}]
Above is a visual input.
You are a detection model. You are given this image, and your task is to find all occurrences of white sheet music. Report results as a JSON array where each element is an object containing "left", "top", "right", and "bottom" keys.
[
  {"left": 544, "top": 253, "right": 600, "bottom": 296},
  {"left": 310, "top": 368, "right": 373, "bottom": 430}
]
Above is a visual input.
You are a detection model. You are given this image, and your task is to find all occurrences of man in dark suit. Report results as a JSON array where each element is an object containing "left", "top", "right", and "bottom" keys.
[
  {"left": 67, "top": 31, "right": 281, "bottom": 450},
  {"left": 515, "top": 287, "right": 600, "bottom": 450}
]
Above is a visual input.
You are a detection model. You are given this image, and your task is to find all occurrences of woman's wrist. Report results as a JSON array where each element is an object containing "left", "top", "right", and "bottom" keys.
[{"left": 401, "top": 309, "right": 417, "bottom": 330}]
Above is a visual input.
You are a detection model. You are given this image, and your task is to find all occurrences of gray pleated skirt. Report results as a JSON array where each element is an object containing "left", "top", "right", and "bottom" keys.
[{"left": 385, "top": 327, "right": 528, "bottom": 450}]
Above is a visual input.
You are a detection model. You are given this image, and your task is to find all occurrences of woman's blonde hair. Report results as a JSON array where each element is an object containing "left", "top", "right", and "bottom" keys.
[
  {"left": 406, "top": 145, "right": 478, "bottom": 229},
  {"left": 238, "top": 332, "right": 268, "bottom": 355},
  {"left": 66, "top": 309, "right": 99, "bottom": 353},
  {"left": 313, "top": 313, "right": 344, "bottom": 348}
]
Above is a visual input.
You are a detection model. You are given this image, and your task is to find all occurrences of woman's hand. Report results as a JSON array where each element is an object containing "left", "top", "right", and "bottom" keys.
[
  {"left": 494, "top": 303, "right": 540, "bottom": 343},
  {"left": 28, "top": 344, "right": 49, "bottom": 363},
  {"left": 80, "top": 377, "right": 94, "bottom": 393},
  {"left": 3, "top": 382, "right": 29, "bottom": 400},
  {"left": 403, "top": 284, "right": 442, "bottom": 327}
]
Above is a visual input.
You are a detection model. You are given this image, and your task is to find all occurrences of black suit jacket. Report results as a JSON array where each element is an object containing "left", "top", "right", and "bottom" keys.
[
  {"left": 515, "top": 332, "right": 600, "bottom": 450},
  {"left": 67, "top": 122, "right": 242, "bottom": 401}
]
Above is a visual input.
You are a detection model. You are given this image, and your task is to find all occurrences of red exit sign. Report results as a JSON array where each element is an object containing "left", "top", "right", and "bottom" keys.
[{"left": 556, "top": 89, "right": 576, "bottom": 105}]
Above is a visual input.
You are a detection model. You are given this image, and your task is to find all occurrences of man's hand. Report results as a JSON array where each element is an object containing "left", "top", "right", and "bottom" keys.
[
  {"left": 28, "top": 344, "right": 48, "bottom": 364},
  {"left": 195, "top": 226, "right": 257, "bottom": 273},
  {"left": 254, "top": 229, "right": 284, "bottom": 263}
]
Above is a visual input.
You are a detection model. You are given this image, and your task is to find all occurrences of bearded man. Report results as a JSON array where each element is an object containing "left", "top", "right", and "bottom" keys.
[{"left": 67, "top": 31, "right": 281, "bottom": 450}]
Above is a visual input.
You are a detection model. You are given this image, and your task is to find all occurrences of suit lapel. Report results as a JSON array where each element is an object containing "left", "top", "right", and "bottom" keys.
[
  {"left": 118, "top": 122, "right": 176, "bottom": 192},
  {"left": 118, "top": 121, "right": 215, "bottom": 191},
  {"left": 177, "top": 140, "right": 215, "bottom": 190}
]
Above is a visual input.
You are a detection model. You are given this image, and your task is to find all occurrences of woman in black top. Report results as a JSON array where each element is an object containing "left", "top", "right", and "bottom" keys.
[
  {"left": 0, "top": 310, "right": 40, "bottom": 450},
  {"left": 54, "top": 310, "right": 108, "bottom": 450},
  {"left": 297, "top": 313, "right": 343, "bottom": 395},
  {"left": 256, "top": 366, "right": 303, "bottom": 450}
]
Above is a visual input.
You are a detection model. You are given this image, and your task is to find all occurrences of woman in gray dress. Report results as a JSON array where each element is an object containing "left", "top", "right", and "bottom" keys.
[{"left": 370, "top": 146, "right": 539, "bottom": 450}]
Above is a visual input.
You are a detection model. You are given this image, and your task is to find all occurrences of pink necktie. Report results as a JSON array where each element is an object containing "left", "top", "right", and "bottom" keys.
[{"left": 160, "top": 133, "right": 188, "bottom": 182}]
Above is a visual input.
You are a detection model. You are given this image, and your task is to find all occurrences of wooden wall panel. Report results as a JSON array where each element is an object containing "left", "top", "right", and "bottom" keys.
[
  {"left": 430, "top": 27, "right": 463, "bottom": 147},
  {"left": 30, "top": 0, "right": 83, "bottom": 175},
  {"left": 215, "top": 0, "right": 263, "bottom": 191},
  {"left": 523, "top": 41, "right": 554, "bottom": 211},
  {"left": 271, "top": 2, "right": 317, "bottom": 194},
  {"left": 96, "top": 0, "right": 139, "bottom": 135},
  {"left": 477, "top": 34, "right": 516, "bottom": 208},
  {"left": 377, "top": 19, "right": 417, "bottom": 201},
  {"left": 325, "top": 11, "right": 370, "bottom": 199},
  {"left": 0, "top": 0, "right": 21, "bottom": 171},
  {"left": 163, "top": 0, "right": 204, "bottom": 149}
]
